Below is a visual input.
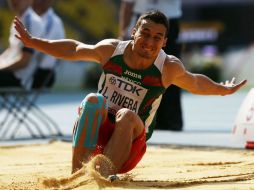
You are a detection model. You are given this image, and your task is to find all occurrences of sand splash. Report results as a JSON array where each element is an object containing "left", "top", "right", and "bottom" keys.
[
  {"left": 41, "top": 153, "right": 254, "bottom": 190},
  {"left": 42, "top": 154, "right": 134, "bottom": 190}
]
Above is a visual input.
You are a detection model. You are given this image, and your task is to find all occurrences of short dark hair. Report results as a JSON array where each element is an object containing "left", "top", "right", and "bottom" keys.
[{"left": 135, "top": 10, "right": 169, "bottom": 37}]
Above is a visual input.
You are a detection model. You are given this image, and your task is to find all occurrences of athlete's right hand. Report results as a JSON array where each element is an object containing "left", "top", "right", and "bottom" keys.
[{"left": 14, "top": 16, "right": 33, "bottom": 48}]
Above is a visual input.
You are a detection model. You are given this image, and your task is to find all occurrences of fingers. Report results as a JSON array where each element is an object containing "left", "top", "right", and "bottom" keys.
[
  {"left": 231, "top": 77, "right": 236, "bottom": 84},
  {"left": 238, "top": 79, "right": 247, "bottom": 86},
  {"left": 14, "top": 16, "right": 22, "bottom": 29},
  {"left": 14, "top": 34, "right": 21, "bottom": 40},
  {"left": 235, "top": 79, "right": 247, "bottom": 88},
  {"left": 221, "top": 78, "right": 247, "bottom": 90},
  {"left": 14, "top": 19, "right": 22, "bottom": 33},
  {"left": 225, "top": 77, "right": 236, "bottom": 87},
  {"left": 14, "top": 24, "right": 24, "bottom": 41},
  {"left": 13, "top": 17, "right": 24, "bottom": 41},
  {"left": 232, "top": 79, "right": 247, "bottom": 93},
  {"left": 13, "top": 16, "right": 31, "bottom": 44},
  {"left": 14, "top": 16, "right": 24, "bottom": 26},
  {"left": 13, "top": 16, "right": 26, "bottom": 33}
]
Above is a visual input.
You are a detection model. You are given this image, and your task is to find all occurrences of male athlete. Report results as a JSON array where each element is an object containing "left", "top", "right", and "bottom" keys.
[{"left": 14, "top": 11, "right": 247, "bottom": 178}]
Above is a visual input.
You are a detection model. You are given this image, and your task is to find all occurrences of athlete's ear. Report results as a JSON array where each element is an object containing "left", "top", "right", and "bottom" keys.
[
  {"left": 162, "top": 37, "right": 168, "bottom": 48},
  {"left": 131, "top": 28, "right": 137, "bottom": 39}
]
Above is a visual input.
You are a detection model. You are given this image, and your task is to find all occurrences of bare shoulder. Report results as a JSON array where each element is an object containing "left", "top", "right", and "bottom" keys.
[
  {"left": 164, "top": 55, "right": 185, "bottom": 72},
  {"left": 162, "top": 55, "right": 186, "bottom": 87},
  {"left": 95, "top": 39, "right": 120, "bottom": 49},
  {"left": 94, "top": 39, "right": 121, "bottom": 64}
]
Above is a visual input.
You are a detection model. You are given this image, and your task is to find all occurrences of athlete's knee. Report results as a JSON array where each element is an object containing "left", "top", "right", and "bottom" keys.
[
  {"left": 73, "top": 93, "right": 107, "bottom": 148},
  {"left": 82, "top": 93, "right": 106, "bottom": 107},
  {"left": 116, "top": 108, "right": 137, "bottom": 123},
  {"left": 84, "top": 93, "right": 102, "bottom": 103},
  {"left": 116, "top": 108, "right": 144, "bottom": 137},
  {"left": 79, "top": 93, "right": 107, "bottom": 115}
]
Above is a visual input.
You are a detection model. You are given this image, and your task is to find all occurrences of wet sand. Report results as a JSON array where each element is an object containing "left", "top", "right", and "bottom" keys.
[{"left": 1, "top": 141, "right": 254, "bottom": 190}]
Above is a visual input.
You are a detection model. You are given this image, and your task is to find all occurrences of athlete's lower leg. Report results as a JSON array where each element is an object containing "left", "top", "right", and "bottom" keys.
[
  {"left": 103, "top": 108, "right": 144, "bottom": 172},
  {"left": 72, "top": 93, "right": 107, "bottom": 173}
]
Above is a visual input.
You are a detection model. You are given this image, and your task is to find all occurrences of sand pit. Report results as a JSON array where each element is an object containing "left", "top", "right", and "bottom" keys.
[{"left": 1, "top": 141, "right": 254, "bottom": 190}]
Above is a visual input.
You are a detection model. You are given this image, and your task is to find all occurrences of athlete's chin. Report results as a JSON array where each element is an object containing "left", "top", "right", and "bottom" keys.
[
  {"left": 140, "top": 55, "right": 151, "bottom": 59},
  {"left": 138, "top": 52, "right": 154, "bottom": 59}
]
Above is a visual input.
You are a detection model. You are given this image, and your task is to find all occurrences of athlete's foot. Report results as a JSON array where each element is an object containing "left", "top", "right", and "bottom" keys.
[
  {"left": 107, "top": 174, "right": 119, "bottom": 182},
  {"left": 92, "top": 154, "right": 116, "bottom": 178}
]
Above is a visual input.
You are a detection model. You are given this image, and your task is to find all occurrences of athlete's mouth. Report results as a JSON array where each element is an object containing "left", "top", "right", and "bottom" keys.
[{"left": 142, "top": 46, "right": 153, "bottom": 52}]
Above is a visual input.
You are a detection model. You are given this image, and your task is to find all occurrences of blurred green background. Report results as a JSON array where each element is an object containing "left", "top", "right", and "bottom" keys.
[{"left": 0, "top": 0, "right": 120, "bottom": 49}]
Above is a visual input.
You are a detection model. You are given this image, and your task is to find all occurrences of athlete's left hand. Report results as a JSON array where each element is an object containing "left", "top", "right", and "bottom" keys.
[{"left": 220, "top": 77, "right": 247, "bottom": 95}]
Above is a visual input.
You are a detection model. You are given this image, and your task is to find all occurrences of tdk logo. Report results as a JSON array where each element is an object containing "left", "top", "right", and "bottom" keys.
[{"left": 109, "top": 77, "right": 143, "bottom": 96}]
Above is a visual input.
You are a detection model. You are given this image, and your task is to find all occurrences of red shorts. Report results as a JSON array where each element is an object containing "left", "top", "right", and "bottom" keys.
[{"left": 92, "top": 116, "right": 147, "bottom": 174}]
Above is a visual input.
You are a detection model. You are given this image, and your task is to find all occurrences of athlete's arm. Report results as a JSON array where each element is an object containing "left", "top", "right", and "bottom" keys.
[
  {"left": 14, "top": 16, "right": 117, "bottom": 64},
  {"left": 163, "top": 56, "right": 247, "bottom": 96}
]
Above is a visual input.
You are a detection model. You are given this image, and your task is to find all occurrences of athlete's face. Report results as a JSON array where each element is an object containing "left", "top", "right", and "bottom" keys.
[{"left": 131, "top": 19, "right": 167, "bottom": 59}]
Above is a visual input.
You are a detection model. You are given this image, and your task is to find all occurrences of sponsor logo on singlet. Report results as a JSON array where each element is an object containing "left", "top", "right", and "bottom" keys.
[
  {"left": 100, "top": 74, "right": 147, "bottom": 115},
  {"left": 124, "top": 70, "right": 142, "bottom": 79}
]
